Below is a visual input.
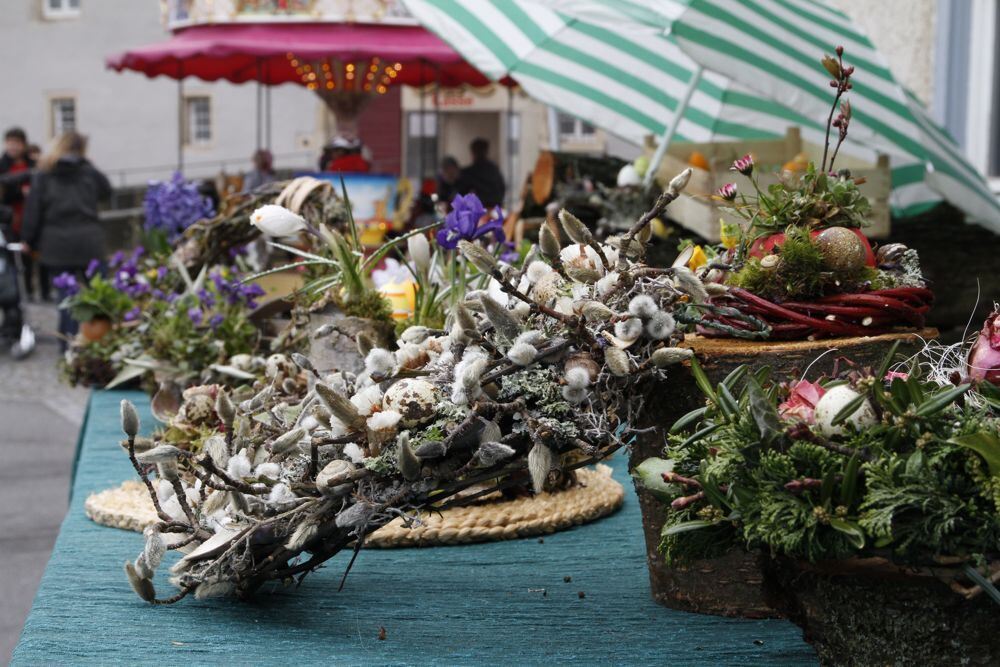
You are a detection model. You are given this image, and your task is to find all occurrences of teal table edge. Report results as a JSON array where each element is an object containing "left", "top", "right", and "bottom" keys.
[{"left": 13, "top": 389, "right": 818, "bottom": 666}]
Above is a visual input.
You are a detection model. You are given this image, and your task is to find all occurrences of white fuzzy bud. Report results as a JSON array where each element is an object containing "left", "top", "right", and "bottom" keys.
[
  {"left": 667, "top": 168, "right": 693, "bottom": 196},
  {"left": 270, "top": 427, "right": 306, "bottom": 457},
  {"left": 562, "top": 385, "right": 587, "bottom": 404},
  {"left": 614, "top": 318, "right": 643, "bottom": 342},
  {"left": 604, "top": 347, "right": 631, "bottom": 376},
  {"left": 459, "top": 240, "right": 498, "bottom": 274},
  {"left": 527, "top": 443, "right": 555, "bottom": 494},
  {"left": 565, "top": 366, "right": 591, "bottom": 389},
  {"left": 650, "top": 347, "right": 694, "bottom": 367},
  {"left": 507, "top": 342, "right": 537, "bottom": 367},
  {"left": 407, "top": 232, "right": 431, "bottom": 274},
  {"left": 120, "top": 400, "right": 140, "bottom": 438},
  {"left": 646, "top": 311, "right": 676, "bottom": 340},
  {"left": 558, "top": 209, "right": 593, "bottom": 245},
  {"left": 628, "top": 295, "right": 659, "bottom": 319},
  {"left": 136, "top": 444, "right": 183, "bottom": 465}
]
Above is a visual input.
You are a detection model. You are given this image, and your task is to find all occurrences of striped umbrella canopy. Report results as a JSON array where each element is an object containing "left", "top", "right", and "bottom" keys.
[{"left": 402, "top": 0, "right": 1000, "bottom": 230}]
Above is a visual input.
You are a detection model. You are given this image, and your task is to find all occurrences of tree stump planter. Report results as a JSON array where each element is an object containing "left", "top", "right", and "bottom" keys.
[
  {"left": 762, "top": 556, "right": 1000, "bottom": 665},
  {"left": 307, "top": 306, "right": 395, "bottom": 375},
  {"left": 630, "top": 329, "right": 935, "bottom": 618}
]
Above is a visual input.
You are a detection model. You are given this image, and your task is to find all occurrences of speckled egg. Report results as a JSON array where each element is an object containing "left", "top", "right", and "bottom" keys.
[
  {"left": 815, "top": 226, "right": 868, "bottom": 273},
  {"left": 382, "top": 378, "right": 440, "bottom": 427},
  {"left": 813, "top": 385, "right": 877, "bottom": 437}
]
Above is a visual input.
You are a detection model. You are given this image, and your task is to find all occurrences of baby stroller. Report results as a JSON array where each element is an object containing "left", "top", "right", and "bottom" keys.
[{"left": 0, "top": 205, "right": 35, "bottom": 359}]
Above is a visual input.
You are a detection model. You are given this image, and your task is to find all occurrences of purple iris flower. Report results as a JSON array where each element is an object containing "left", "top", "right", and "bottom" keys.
[
  {"left": 436, "top": 194, "right": 505, "bottom": 249},
  {"left": 187, "top": 307, "right": 203, "bottom": 325},
  {"left": 85, "top": 259, "right": 101, "bottom": 279},
  {"left": 123, "top": 306, "right": 141, "bottom": 322},
  {"left": 53, "top": 272, "right": 80, "bottom": 297}
]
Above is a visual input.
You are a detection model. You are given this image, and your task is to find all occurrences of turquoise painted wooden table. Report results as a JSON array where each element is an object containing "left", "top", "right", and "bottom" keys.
[{"left": 13, "top": 390, "right": 818, "bottom": 665}]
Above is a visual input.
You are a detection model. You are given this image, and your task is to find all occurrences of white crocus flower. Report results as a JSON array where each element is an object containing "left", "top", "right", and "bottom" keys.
[{"left": 249, "top": 205, "right": 307, "bottom": 237}]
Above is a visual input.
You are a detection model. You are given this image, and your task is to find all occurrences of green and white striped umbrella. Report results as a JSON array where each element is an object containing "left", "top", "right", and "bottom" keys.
[{"left": 402, "top": 0, "right": 1000, "bottom": 230}]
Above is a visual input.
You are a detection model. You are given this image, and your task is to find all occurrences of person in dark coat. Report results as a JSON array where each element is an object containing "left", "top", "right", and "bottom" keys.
[
  {"left": 0, "top": 127, "right": 44, "bottom": 299},
  {"left": 22, "top": 131, "right": 112, "bottom": 342},
  {"left": 457, "top": 138, "right": 506, "bottom": 208}
]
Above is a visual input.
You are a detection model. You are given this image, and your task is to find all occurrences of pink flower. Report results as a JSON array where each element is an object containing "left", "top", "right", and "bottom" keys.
[
  {"left": 778, "top": 380, "right": 826, "bottom": 424},
  {"left": 716, "top": 183, "right": 738, "bottom": 201},
  {"left": 967, "top": 308, "right": 1000, "bottom": 383},
  {"left": 730, "top": 154, "right": 754, "bottom": 177},
  {"left": 884, "top": 371, "right": 909, "bottom": 382}
]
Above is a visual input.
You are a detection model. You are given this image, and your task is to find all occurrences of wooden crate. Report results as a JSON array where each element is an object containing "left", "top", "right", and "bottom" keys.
[{"left": 646, "top": 127, "right": 891, "bottom": 241}]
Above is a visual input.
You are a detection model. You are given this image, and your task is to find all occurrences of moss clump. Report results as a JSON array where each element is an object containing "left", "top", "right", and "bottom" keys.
[
  {"left": 729, "top": 227, "right": 877, "bottom": 301},
  {"left": 337, "top": 290, "right": 393, "bottom": 322}
]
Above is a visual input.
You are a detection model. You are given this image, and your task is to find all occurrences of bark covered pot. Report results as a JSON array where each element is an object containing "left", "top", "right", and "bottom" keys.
[
  {"left": 762, "top": 555, "right": 1000, "bottom": 665},
  {"left": 630, "top": 329, "right": 935, "bottom": 618}
]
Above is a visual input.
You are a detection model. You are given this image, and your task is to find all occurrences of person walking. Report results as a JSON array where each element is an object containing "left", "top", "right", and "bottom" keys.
[
  {"left": 457, "top": 138, "right": 506, "bottom": 208},
  {"left": 242, "top": 148, "right": 275, "bottom": 193},
  {"left": 0, "top": 127, "right": 43, "bottom": 299},
  {"left": 22, "top": 131, "right": 112, "bottom": 344}
]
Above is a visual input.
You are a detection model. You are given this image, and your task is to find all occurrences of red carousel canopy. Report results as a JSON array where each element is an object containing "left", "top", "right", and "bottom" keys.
[{"left": 105, "top": 22, "right": 494, "bottom": 88}]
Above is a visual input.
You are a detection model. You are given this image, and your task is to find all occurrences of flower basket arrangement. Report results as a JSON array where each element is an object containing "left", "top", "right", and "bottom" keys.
[
  {"left": 674, "top": 47, "right": 931, "bottom": 342},
  {"left": 109, "top": 170, "right": 712, "bottom": 604},
  {"left": 639, "top": 323, "right": 1000, "bottom": 663}
]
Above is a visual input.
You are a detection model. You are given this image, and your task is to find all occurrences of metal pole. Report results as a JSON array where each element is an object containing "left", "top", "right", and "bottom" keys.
[
  {"left": 434, "top": 64, "right": 441, "bottom": 177},
  {"left": 506, "top": 85, "right": 514, "bottom": 209},
  {"left": 419, "top": 59, "right": 426, "bottom": 183},
  {"left": 256, "top": 59, "right": 263, "bottom": 152},
  {"left": 177, "top": 67, "right": 184, "bottom": 173},
  {"left": 265, "top": 61, "right": 273, "bottom": 151},
  {"left": 644, "top": 64, "right": 703, "bottom": 189}
]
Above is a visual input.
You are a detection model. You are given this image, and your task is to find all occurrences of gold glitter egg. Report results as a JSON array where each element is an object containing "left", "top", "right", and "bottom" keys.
[{"left": 815, "top": 227, "right": 867, "bottom": 273}]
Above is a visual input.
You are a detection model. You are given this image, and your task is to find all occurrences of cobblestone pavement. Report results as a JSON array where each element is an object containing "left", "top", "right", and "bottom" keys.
[{"left": 0, "top": 303, "right": 89, "bottom": 663}]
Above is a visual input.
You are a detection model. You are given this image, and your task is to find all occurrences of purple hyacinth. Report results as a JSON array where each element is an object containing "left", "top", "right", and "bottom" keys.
[
  {"left": 143, "top": 172, "right": 215, "bottom": 240},
  {"left": 53, "top": 272, "right": 80, "bottom": 297},
  {"left": 436, "top": 194, "right": 505, "bottom": 249}
]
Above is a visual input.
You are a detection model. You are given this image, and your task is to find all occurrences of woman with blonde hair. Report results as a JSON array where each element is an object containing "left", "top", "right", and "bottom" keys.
[{"left": 23, "top": 131, "right": 112, "bottom": 343}]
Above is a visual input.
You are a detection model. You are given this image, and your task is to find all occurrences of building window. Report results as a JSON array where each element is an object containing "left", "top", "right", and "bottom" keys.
[
  {"left": 50, "top": 97, "right": 76, "bottom": 137},
  {"left": 183, "top": 96, "right": 212, "bottom": 146},
  {"left": 43, "top": 0, "right": 81, "bottom": 19},
  {"left": 405, "top": 111, "right": 438, "bottom": 182},
  {"left": 556, "top": 112, "right": 596, "bottom": 142}
]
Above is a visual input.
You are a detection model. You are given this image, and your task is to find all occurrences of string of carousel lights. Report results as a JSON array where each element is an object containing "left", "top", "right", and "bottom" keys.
[{"left": 285, "top": 52, "right": 402, "bottom": 93}]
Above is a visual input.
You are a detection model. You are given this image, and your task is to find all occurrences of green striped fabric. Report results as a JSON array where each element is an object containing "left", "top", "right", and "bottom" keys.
[
  {"left": 670, "top": 0, "right": 1000, "bottom": 230},
  {"left": 403, "top": 0, "right": 1000, "bottom": 230}
]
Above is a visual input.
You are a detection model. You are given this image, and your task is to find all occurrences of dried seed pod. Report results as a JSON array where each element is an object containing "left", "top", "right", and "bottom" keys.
[
  {"left": 120, "top": 400, "right": 140, "bottom": 438},
  {"left": 672, "top": 266, "right": 709, "bottom": 304},
  {"left": 458, "top": 240, "right": 498, "bottom": 274},
  {"left": 136, "top": 444, "right": 184, "bottom": 464},
  {"left": 650, "top": 347, "right": 694, "bottom": 367},
  {"left": 480, "top": 294, "right": 521, "bottom": 341},
  {"left": 454, "top": 302, "right": 478, "bottom": 333},
  {"left": 527, "top": 443, "right": 555, "bottom": 494},
  {"left": 316, "top": 459, "right": 356, "bottom": 496},
  {"left": 124, "top": 561, "right": 156, "bottom": 602},
  {"left": 143, "top": 528, "right": 166, "bottom": 570},
  {"left": 215, "top": 391, "right": 235, "bottom": 429},
  {"left": 269, "top": 427, "right": 306, "bottom": 457},
  {"left": 355, "top": 332, "right": 375, "bottom": 357},
  {"left": 538, "top": 221, "right": 562, "bottom": 259},
  {"left": 604, "top": 347, "right": 631, "bottom": 376},
  {"left": 315, "top": 383, "right": 365, "bottom": 430},
  {"left": 579, "top": 300, "right": 614, "bottom": 322},
  {"left": 667, "top": 167, "right": 692, "bottom": 196},
  {"left": 558, "top": 209, "right": 593, "bottom": 245},
  {"left": 565, "top": 352, "right": 600, "bottom": 384},
  {"left": 397, "top": 433, "right": 421, "bottom": 481}
]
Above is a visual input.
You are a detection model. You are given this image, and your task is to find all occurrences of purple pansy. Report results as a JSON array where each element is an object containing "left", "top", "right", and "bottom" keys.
[
  {"left": 123, "top": 306, "right": 142, "bottom": 322},
  {"left": 187, "top": 307, "right": 203, "bottom": 325},
  {"left": 209, "top": 313, "right": 225, "bottom": 330},
  {"left": 85, "top": 259, "right": 101, "bottom": 279},
  {"left": 53, "top": 272, "right": 80, "bottom": 297},
  {"left": 436, "top": 194, "right": 505, "bottom": 249}
]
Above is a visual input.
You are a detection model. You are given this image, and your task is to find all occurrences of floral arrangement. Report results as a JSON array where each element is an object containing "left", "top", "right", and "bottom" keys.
[
  {"left": 114, "top": 170, "right": 706, "bottom": 604},
  {"left": 677, "top": 47, "right": 932, "bottom": 339},
  {"left": 60, "top": 247, "right": 274, "bottom": 390},
  {"left": 641, "top": 317, "right": 1000, "bottom": 602},
  {"left": 144, "top": 172, "right": 216, "bottom": 245}
]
